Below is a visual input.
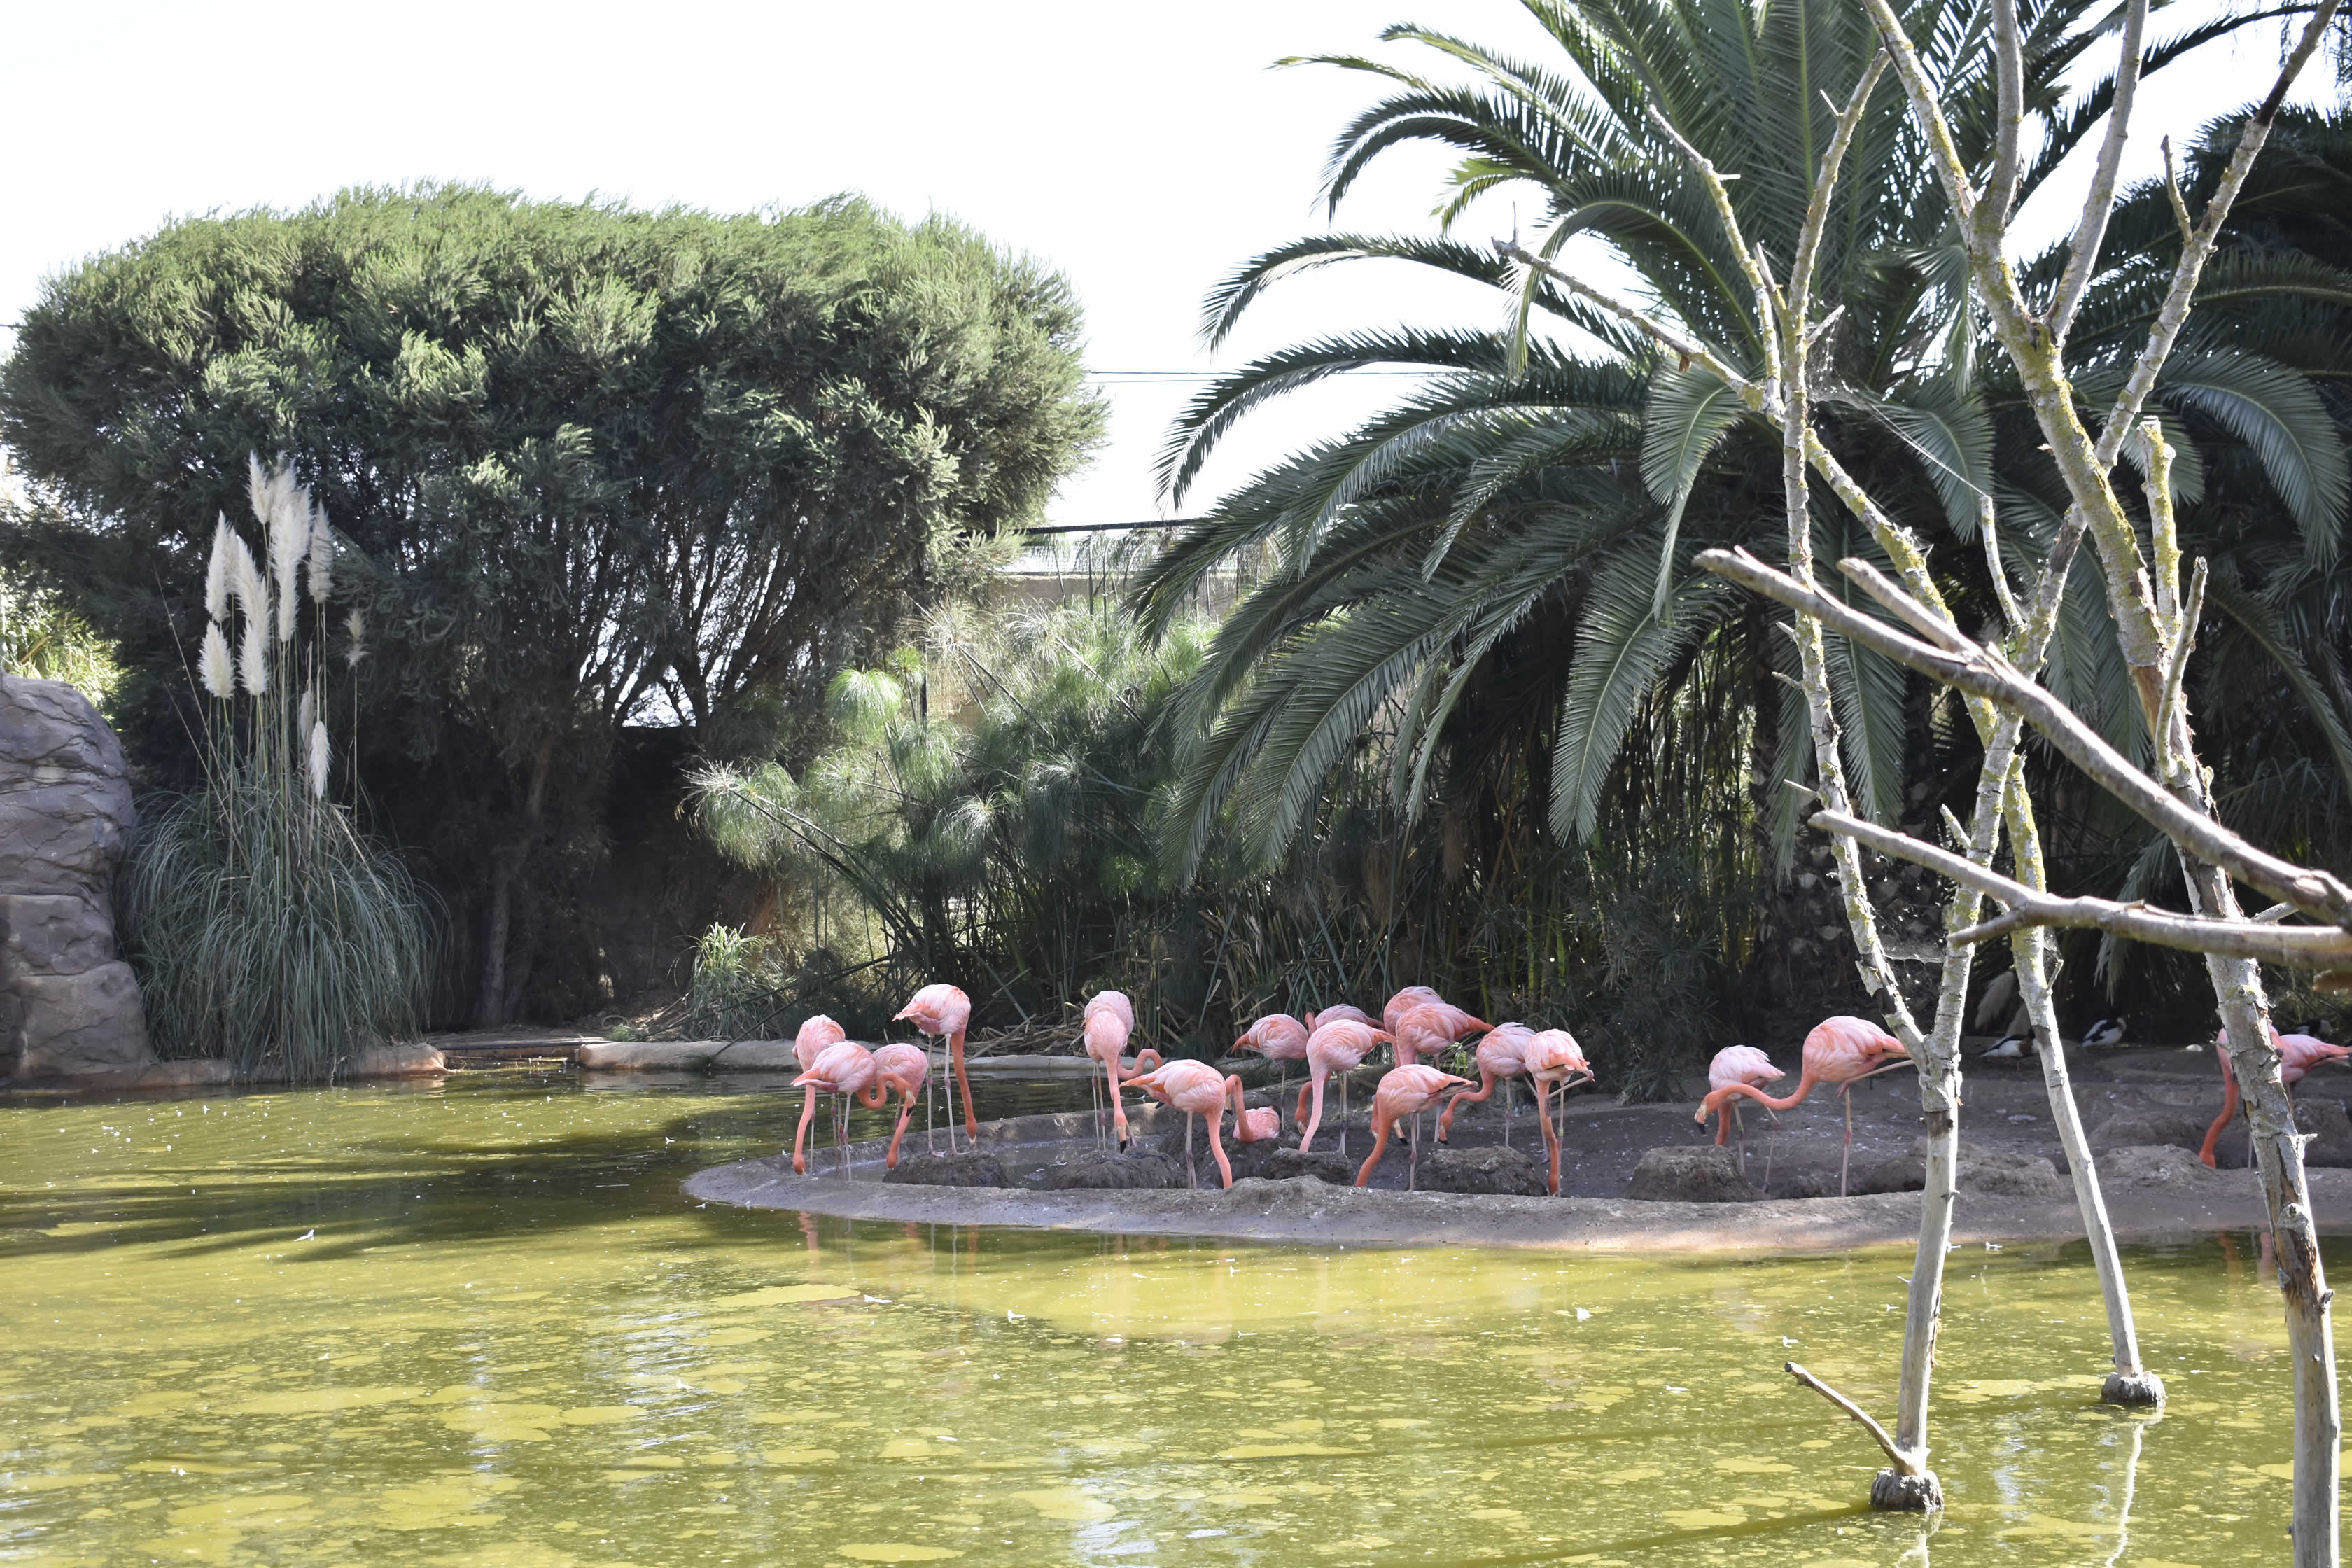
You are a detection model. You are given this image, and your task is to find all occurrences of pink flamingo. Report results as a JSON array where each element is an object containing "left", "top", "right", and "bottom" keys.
[
  {"left": 1704, "top": 1044, "right": 1786, "bottom": 1177},
  {"left": 1295, "top": 1018, "right": 1393, "bottom": 1157},
  {"left": 1240, "top": 1106, "right": 1279, "bottom": 1142},
  {"left": 1234, "top": 1014, "right": 1310, "bottom": 1115},
  {"left": 1383, "top": 993, "right": 1490, "bottom": 1066},
  {"left": 869, "top": 1043, "right": 931, "bottom": 1170},
  {"left": 1438, "top": 1022, "right": 1536, "bottom": 1145},
  {"left": 1693, "top": 1016, "right": 1912, "bottom": 1196},
  {"left": 1084, "top": 990, "right": 1159, "bottom": 1151},
  {"left": 1523, "top": 1028, "right": 1592, "bottom": 1194},
  {"left": 1124, "top": 1058, "right": 1268, "bottom": 1188},
  {"left": 1354, "top": 1065, "right": 1474, "bottom": 1189},
  {"left": 792, "top": 1040, "right": 886, "bottom": 1176},
  {"left": 793, "top": 1014, "right": 846, "bottom": 1072},
  {"left": 1306, "top": 1003, "right": 1371, "bottom": 1031},
  {"left": 1382, "top": 986, "right": 1444, "bottom": 1032},
  {"left": 2202, "top": 1026, "right": 2349, "bottom": 1166},
  {"left": 896, "top": 984, "right": 976, "bottom": 1152}
]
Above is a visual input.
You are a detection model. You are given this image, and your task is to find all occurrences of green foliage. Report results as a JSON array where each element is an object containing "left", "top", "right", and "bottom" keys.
[
  {"left": 117, "top": 465, "right": 435, "bottom": 1077},
  {"left": 1, "top": 185, "right": 1102, "bottom": 1026},
  {"left": 0, "top": 568, "right": 120, "bottom": 708}
]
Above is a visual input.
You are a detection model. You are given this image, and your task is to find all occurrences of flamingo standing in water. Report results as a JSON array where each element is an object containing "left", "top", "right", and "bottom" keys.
[
  {"left": 1296, "top": 1018, "right": 1393, "bottom": 1157},
  {"left": 1694, "top": 1016, "right": 1912, "bottom": 1196},
  {"left": 896, "top": 984, "right": 977, "bottom": 1151},
  {"left": 2201, "top": 1026, "right": 2350, "bottom": 1166},
  {"left": 1123, "top": 1058, "right": 1269, "bottom": 1187},
  {"left": 1523, "top": 1028, "right": 1592, "bottom": 1194},
  {"left": 1438, "top": 1023, "right": 1536, "bottom": 1146},
  {"left": 793, "top": 1040, "right": 886, "bottom": 1175},
  {"left": 1354, "top": 1065, "right": 1474, "bottom": 1189},
  {"left": 1383, "top": 991, "right": 1490, "bottom": 1066},
  {"left": 869, "top": 1043, "right": 932, "bottom": 1170},
  {"left": 1233, "top": 1014, "right": 1310, "bottom": 1119}
]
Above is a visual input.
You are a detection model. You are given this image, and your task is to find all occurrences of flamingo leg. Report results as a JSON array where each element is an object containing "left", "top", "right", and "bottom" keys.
[
  {"left": 793, "top": 1086, "right": 820, "bottom": 1175},
  {"left": 1534, "top": 1079, "right": 1562, "bottom": 1196},
  {"left": 939, "top": 1042, "right": 957, "bottom": 1156},
  {"left": 951, "top": 1028, "right": 979, "bottom": 1144},
  {"left": 1186, "top": 1114, "right": 1198, "bottom": 1189},
  {"left": 1732, "top": 1102, "right": 1746, "bottom": 1177},
  {"left": 1340, "top": 1073, "right": 1351, "bottom": 1160},
  {"left": 925, "top": 1044, "right": 938, "bottom": 1156},
  {"left": 2199, "top": 1069, "right": 2240, "bottom": 1168},
  {"left": 1352, "top": 1112, "right": 1394, "bottom": 1187},
  {"left": 1408, "top": 1110, "right": 1420, "bottom": 1191},
  {"left": 1504, "top": 1077, "right": 1513, "bottom": 1149},
  {"left": 1840, "top": 1088, "right": 1854, "bottom": 1198}
]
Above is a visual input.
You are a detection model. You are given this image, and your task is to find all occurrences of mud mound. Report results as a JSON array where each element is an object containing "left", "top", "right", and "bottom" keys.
[
  {"left": 883, "top": 1152, "right": 1009, "bottom": 1188},
  {"left": 2101, "top": 1143, "right": 2230, "bottom": 1188},
  {"left": 1258, "top": 1147, "right": 1359, "bottom": 1185},
  {"left": 1627, "top": 1146, "right": 1757, "bottom": 1203},
  {"left": 1045, "top": 1152, "right": 1176, "bottom": 1190},
  {"left": 1422, "top": 1144, "right": 1550, "bottom": 1196}
]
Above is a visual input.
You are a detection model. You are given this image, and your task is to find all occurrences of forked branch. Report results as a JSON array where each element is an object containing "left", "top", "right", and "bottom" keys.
[{"left": 1786, "top": 1362, "right": 1921, "bottom": 1472}]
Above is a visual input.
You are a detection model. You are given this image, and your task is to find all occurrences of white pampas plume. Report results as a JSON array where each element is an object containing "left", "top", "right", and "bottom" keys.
[
  {"left": 205, "top": 517, "right": 232, "bottom": 622},
  {"left": 306, "top": 501, "right": 333, "bottom": 603},
  {"left": 307, "top": 720, "right": 330, "bottom": 799},
  {"left": 298, "top": 684, "right": 316, "bottom": 739},
  {"left": 269, "top": 489, "right": 305, "bottom": 644},
  {"left": 239, "top": 603, "right": 270, "bottom": 695},
  {"left": 344, "top": 608, "right": 367, "bottom": 668},
  {"left": 247, "top": 453, "right": 272, "bottom": 531},
  {"left": 226, "top": 531, "right": 265, "bottom": 629},
  {"left": 200, "top": 622, "right": 234, "bottom": 699}
]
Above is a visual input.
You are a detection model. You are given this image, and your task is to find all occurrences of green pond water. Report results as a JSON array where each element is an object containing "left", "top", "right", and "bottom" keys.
[{"left": 0, "top": 1070, "right": 2325, "bottom": 1565}]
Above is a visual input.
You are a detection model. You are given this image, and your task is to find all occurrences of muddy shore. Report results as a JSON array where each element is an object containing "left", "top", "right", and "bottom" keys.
[{"left": 687, "top": 1044, "right": 2352, "bottom": 1250}]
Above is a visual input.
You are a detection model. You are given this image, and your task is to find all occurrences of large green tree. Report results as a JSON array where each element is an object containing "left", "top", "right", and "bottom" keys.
[{"left": 1, "top": 185, "right": 1102, "bottom": 1023}]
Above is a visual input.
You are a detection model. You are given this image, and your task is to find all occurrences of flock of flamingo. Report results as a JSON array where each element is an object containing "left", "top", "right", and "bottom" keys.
[{"left": 782, "top": 981, "right": 2342, "bottom": 1199}]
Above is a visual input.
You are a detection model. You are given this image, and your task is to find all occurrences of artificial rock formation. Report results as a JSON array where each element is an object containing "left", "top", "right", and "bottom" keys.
[{"left": 0, "top": 675, "right": 154, "bottom": 1081}]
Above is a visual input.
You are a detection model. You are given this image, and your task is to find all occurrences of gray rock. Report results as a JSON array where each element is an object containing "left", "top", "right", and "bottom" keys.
[
  {"left": 1875, "top": 1138, "right": 2068, "bottom": 1197},
  {"left": 1046, "top": 1152, "right": 1176, "bottom": 1190},
  {"left": 883, "top": 1152, "right": 1009, "bottom": 1188},
  {"left": 1421, "top": 1144, "right": 1550, "bottom": 1196},
  {"left": 0, "top": 677, "right": 151, "bottom": 1082},
  {"left": 1627, "top": 1145, "right": 1759, "bottom": 1203}
]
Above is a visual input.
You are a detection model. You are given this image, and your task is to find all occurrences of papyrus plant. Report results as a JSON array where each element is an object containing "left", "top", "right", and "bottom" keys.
[{"left": 120, "top": 458, "right": 433, "bottom": 1080}]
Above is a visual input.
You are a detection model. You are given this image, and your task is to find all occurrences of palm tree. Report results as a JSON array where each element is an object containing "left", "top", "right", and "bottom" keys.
[{"left": 1139, "top": 0, "right": 2341, "bottom": 889}]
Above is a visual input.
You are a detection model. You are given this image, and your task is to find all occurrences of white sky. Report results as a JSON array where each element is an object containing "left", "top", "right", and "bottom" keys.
[{"left": 0, "top": 0, "right": 2327, "bottom": 533}]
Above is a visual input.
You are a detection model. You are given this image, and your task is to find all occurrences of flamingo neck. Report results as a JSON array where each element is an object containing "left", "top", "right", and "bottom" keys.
[{"left": 1714, "top": 1072, "right": 1815, "bottom": 1114}]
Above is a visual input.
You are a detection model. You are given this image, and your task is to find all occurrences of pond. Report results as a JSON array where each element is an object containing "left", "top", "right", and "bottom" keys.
[{"left": 0, "top": 1070, "right": 2318, "bottom": 1564}]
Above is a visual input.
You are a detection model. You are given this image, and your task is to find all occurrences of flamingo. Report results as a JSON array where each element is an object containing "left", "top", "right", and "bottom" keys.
[
  {"left": 793, "top": 1014, "right": 846, "bottom": 1071},
  {"left": 1240, "top": 1106, "right": 1280, "bottom": 1142},
  {"left": 1523, "top": 1028, "right": 1592, "bottom": 1195},
  {"left": 869, "top": 1043, "right": 931, "bottom": 1170},
  {"left": 896, "top": 983, "right": 976, "bottom": 1152},
  {"left": 1381, "top": 986, "right": 1443, "bottom": 1033},
  {"left": 1703, "top": 1044, "right": 1786, "bottom": 1182},
  {"left": 1383, "top": 993, "right": 1490, "bottom": 1066},
  {"left": 1306, "top": 1003, "right": 1371, "bottom": 1031},
  {"left": 2201, "top": 1026, "right": 2350, "bottom": 1166},
  {"left": 1295, "top": 1018, "right": 1393, "bottom": 1158},
  {"left": 1693, "top": 1016, "right": 1912, "bottom": 1196},
  {"left": 1438, "top": 1023, "right": 1537, "bottom": 1145},
  {"left": 1354, "top": 1065, "right": 1474, "bottom": 1190},
  {"left": 1123, "top": 1058, "right": 1268, "bottom": 1188},
  {"left": 1233, "top": 1013, "right": 1310, "bottom": 1119},
  {"left": 1083, "top": 990, "right": 1159, "bottom": 1151},
  {"left": 792, "top": 1040, "right": 886, "bottom": 1176}
]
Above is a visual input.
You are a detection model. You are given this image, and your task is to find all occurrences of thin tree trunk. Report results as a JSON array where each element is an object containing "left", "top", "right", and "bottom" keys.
[
  {"left": 476, "top": 737, "right": 554, "bottom": 1028},
  {"left": 2001, "top": 777, "right": 2160, "bottom": 1404}
]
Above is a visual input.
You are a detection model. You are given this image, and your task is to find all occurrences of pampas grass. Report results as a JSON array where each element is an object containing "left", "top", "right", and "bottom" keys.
[{"left": 122, "top": 457, "right": 434, "bottom": 1078}]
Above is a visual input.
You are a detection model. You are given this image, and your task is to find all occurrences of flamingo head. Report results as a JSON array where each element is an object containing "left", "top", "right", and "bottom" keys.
[{"left": 895, "top": 983, "right": 970, "bottom": 1037}]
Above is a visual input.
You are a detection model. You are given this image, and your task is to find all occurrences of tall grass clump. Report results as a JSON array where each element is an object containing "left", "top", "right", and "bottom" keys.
[{"left": 119, "top": 458, "right": 434, "bottom": 1077}]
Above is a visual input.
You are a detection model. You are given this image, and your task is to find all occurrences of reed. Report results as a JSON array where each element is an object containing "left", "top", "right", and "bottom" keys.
[{"left": 118, "top": 458, "right": 434, "bottom": 1078}]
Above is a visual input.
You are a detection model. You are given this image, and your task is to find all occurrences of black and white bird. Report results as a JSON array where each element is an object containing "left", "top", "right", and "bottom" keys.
[
  {"left": 1980, "top": 1032, "right": 2033, "bottom": 1059},
  {"left": 2080, "top": 1016, "right": 2128, "bottom": 1051}
]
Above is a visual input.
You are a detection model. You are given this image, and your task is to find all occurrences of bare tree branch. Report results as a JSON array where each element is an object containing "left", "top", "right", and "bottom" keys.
[
  {"left": 1786, "top": 1362, "right": 1921, "bottom": 1472},
  {"left": 2046, "top": 0, "right": 2150, "bottom": 341}
]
